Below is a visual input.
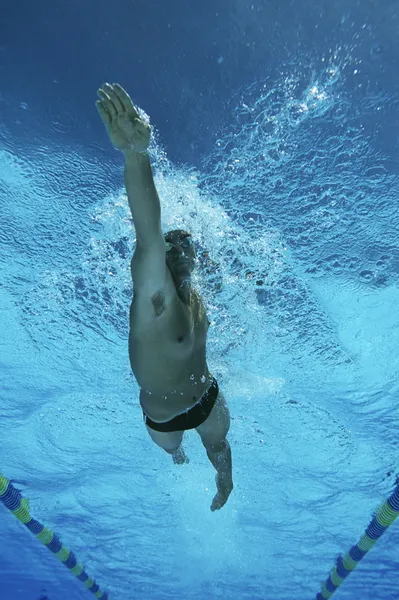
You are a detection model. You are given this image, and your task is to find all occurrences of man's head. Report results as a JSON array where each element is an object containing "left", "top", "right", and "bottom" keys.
[{"left": 164, "top": 229, "right": 196, "bottom": 282}]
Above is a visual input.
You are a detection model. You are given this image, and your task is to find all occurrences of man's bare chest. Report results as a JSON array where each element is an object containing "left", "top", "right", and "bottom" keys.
[{"left": 130, "top": 293, "right": 208, "bottom": 358}]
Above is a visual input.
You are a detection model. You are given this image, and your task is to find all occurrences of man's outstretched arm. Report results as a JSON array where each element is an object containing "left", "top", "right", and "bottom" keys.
[
  {"left": 96, "top": 82, "right": 163, "bottom": 249},
  {"left": 96, "top": 82, "right": 172, "bottom": 303}
]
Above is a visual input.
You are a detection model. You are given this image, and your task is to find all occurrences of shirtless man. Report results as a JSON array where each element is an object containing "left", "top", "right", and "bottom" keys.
[{"left": 96, "top": 83, "right": 233, "bottom": 511}]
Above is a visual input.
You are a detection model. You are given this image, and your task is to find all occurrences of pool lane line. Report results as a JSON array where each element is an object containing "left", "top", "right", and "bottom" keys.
[
  {"left": 0, "top": 474, "right": 109, "bottom": 599},
  {"left": 316, "top": 483, "right": 399, "bottom": 599}
]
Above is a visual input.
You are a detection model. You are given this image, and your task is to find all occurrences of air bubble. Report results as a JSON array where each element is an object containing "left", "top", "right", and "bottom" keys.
[
  {"left": 359, "top": 270, "right": 374, "bottom": 282},
  {"left": 370, "top": 43, "right": 384, "bottom": 61}
]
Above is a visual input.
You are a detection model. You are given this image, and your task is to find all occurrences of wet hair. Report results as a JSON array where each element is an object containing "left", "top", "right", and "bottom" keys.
[{"left": 164, "top": 229, "right": 192, "bottom": 243}]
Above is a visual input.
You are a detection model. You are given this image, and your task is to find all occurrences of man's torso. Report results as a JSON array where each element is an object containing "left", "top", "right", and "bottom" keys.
[{"left": 129, "top": 289, "right": 212, "bottom": 421}]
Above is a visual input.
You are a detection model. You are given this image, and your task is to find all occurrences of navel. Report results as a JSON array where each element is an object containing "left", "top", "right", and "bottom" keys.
[{"left": 177, "top": 335, "right": 184, "bottom": 343}]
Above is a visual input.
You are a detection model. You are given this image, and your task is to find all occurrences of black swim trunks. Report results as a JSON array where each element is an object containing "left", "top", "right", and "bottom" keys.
[{"left": 143, "top": 378, "right": 219, "bottom": 433}]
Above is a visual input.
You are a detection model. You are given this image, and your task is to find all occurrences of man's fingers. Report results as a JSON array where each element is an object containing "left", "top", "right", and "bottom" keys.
[
  {"left": 95, "top": 100, "right": 111, "bottom": 126},
  {"left": 113, "top": 83, "right": 140, "bottom": 117},
  {"left": 97, "top": 87, "right": 117, "bottom": 118},
  {"left": 103, "top": 83, "right": 125, "bottom": 113}
]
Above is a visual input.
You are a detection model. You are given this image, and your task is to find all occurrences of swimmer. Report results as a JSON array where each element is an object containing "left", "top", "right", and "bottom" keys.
[{"left": 96, "top": 83, "right": 233, "bottom": 511}]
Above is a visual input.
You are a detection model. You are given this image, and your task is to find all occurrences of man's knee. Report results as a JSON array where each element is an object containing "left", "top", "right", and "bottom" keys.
[
  {"left": 153, "top": 437, "right": 182, "bottom": 453},
  {"left": 145, "top": 425, "right": 183, "bottom": 453},
  {"left": 163, "top": 445, "right": 181, "bottom": 454},
  {"left": 202, "top": 437, "right": 228, "bottom": 455}
]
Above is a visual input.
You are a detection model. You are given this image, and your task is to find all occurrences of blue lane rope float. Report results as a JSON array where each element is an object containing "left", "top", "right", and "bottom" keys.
[
  {"left": 0, "top": 474, "right": 109, "bottom": 599},
  {"left": 316, "top": 483, "right": 399, "bottom": 599}
]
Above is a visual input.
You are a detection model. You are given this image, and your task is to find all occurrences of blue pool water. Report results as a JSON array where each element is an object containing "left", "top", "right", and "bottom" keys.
[{"left": 1, "top": 2, "right": 399, "bottom": 599}]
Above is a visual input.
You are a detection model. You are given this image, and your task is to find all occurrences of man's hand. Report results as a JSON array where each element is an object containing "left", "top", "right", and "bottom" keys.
[{"left": 96, "top": 83, "right": 151, "bottom": 153}]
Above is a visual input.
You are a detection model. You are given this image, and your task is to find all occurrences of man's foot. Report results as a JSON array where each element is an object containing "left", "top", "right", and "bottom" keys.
[
  {"left": 211, "top": 474, "right": 233, "bottom": 511},
  {"left": 172, "top": 446, "right": 189, "bottom": 465}
]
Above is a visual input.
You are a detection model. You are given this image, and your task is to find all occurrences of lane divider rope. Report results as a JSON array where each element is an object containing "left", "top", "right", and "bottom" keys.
[
  {"left": 316, "top": 483, "right": 399, "bottom": 599},
  {"left": 0, "top": 474, "right": 109, "bottom": 599}
]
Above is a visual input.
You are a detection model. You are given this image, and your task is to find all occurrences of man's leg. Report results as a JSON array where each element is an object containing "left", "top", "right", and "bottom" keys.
[
  {"left": 196, "top": 390, "right": 233, "bottom": 511},
  {"left": 145, "top": 425, "right": 189, "bottom": 464}
]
